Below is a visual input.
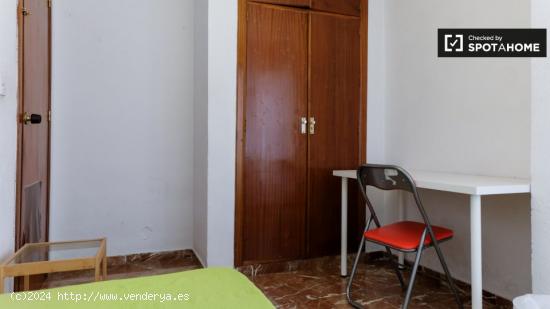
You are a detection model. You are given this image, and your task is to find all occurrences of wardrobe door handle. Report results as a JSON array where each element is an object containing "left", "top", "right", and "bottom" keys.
[
  {"left": 309, "top": 117, "right": 316, "bottom": 135},
  {"left": 300, "top": 117, "right": 308, "bottom": 134}
]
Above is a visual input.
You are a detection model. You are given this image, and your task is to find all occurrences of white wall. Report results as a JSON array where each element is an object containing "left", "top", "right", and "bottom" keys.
[
  {"left": 50, "top": 0, "right": 196, "bottom": 256},
  {"left": 367, "top": 0, "right": 386, "bottom": 165},
  {"left": 193, "top": 0, "right": 209, "bottom": 265},
  {"left": 531, "top": 0, "right": 550, "bottom": 294},
  {"left": 191, "top": 0, "right": 240, "bottom": 267},
  {"left": 365, "top": 0, "right": 393, "bottom": 251},
  {"left": 205, "top": 0, "right": 238, "bottom": 267},
  {"left": 0, "top": 0, "right": 18, "bottom": 293},
  {"left": 374, "top": 0, "right": 532, "bottom": 300}
]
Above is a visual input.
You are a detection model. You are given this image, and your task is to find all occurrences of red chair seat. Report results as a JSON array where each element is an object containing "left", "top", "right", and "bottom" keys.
[{"left": 364, "top": 221, "right": 453, "bottom": 251}]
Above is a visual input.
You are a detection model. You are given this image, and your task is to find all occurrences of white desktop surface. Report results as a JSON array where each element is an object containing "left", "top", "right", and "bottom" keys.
[{"left": 332, "top": 169, "right": 530, "bottom": 195}]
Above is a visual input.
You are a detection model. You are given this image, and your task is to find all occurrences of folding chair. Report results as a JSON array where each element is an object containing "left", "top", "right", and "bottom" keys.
[{"left": 346, "top": 164, "right": 463, "bottom": 309}]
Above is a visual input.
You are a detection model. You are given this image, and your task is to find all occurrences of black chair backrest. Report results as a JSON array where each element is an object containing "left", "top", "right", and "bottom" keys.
[
  {"left": 357, "top": 165, "right": 416, "bottom": 194},
  {"left": 357, "top": 164, "right": 432, "bottom": 229}
]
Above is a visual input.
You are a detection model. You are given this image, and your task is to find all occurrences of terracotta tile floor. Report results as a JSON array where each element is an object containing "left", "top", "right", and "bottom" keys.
[{"left": 41, "top": 251, "right": 512, "bottom": 308}]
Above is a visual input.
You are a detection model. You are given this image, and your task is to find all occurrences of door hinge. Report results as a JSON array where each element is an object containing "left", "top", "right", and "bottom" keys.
[
  {"left": 48, "top": 0, "right": 52, "bottom": 8},
  {"left": 48, "top": 110, "right": 51, "bottom": 122},
  {"left": 22, "top": 7, "right": 30, "bottom": 16}
]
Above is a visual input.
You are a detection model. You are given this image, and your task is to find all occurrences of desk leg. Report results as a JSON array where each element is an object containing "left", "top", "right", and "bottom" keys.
[
  {"left": 341, "top": 177, "right": 348, "bottom": 277},
  {"left": 0, "top": 271, "right": 4, "bottom": 294},
  {"left": 470, "top": 195, "right": 482, "bottom": 309}
]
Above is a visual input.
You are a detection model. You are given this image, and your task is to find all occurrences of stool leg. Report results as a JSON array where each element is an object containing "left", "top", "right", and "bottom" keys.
[
  {"left": 102, "top": 257, "right": 108, "bottom": 280},
  {"left": 0, "top": 271, "right": 4, "bottom": 294},
  {"left": 95, "top": 263, "right": 101, "bottom": 282},
  {"left": 23, "top": 275, "right": 30, "bottom": 291}
]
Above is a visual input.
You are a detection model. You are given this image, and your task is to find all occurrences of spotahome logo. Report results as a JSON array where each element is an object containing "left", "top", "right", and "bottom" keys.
[{"left": 438, "top": 29, "right": 546, "bottom": 57}]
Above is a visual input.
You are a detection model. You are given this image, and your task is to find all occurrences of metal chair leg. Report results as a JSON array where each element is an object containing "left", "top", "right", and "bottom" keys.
[
  {"left": 346, "top": 217, "right": 372, "bottom": 309},
  {"left": 402, "top": 229, "right": 427, "bottom": 309},
  {"left": 431, "top": 239, "right": 464, "bottom": 309},
  {"left": 385, "top": 246, "right": 406, "bottom": 290},
  {"left": 346, "top": 236, "right": 366, "bottom": 309}
]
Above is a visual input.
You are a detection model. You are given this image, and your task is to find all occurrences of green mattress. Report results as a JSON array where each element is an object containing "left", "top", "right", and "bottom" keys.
[{"left": 0, "top": 268, "right": 274, "bottom": 309}]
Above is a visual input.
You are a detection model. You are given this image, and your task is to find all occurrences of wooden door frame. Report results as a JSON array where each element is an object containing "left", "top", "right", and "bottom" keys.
[
  {"left": 15, "top": 0, "right": 52, "bottom": 252},
  {"left": 234, "top": 0, "right": 368, "bottom": 266}
]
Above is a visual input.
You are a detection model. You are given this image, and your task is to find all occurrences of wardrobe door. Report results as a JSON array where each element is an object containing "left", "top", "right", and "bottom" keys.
[
  {"left": 307, "top": 12, "right": 362, "bottom": 257},
  {"left": 243, "top": 3, "right": 309, "bottom": 263}
]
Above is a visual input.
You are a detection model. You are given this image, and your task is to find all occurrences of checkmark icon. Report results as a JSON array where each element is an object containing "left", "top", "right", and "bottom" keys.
[{"left": 444, "top": 34, "right": 463, "bottom": 52}]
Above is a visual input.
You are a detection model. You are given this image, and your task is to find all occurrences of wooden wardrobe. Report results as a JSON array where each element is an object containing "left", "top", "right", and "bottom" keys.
[{"left": 236, "top": 0, "right": 367, "bottom": 265}]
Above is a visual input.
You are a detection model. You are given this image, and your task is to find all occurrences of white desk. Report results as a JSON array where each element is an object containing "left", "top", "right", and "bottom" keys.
[{"left": 333, "top": 169, "right": 530, "bottom": 309}]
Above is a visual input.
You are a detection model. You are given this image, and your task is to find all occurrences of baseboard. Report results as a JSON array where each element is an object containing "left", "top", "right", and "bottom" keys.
[
  {"left": 191, "top": 249, "right": 207, "bottom": 268},
  {"left": 106, "top": 249, "right": 199, "bottom": 267}
]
